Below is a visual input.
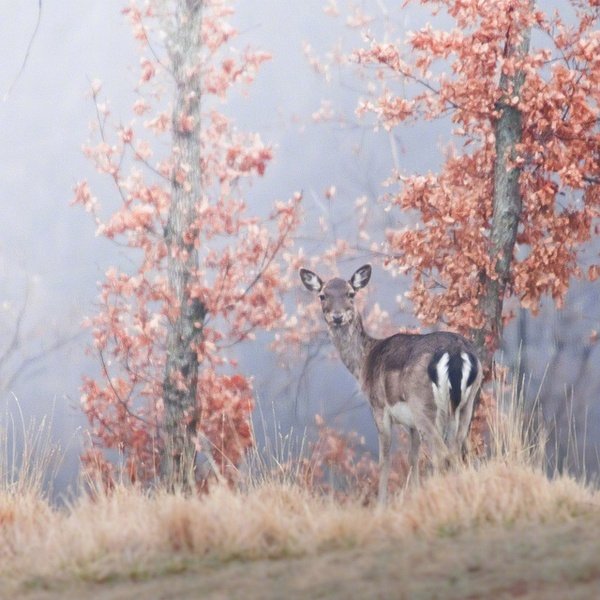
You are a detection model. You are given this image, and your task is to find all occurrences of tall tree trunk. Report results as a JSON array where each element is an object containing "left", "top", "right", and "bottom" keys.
[
  {"left": 474, "top": 9, "right": 532, "bottom": 370},
  {"left": 162, "top": 0, "right": 204, "bottom": 491}
]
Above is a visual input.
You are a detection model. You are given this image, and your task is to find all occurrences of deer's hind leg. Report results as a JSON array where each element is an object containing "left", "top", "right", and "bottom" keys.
[
  {"left": 408, "top": 426, "right": 421, "bottom": 486},
  {"left": 456, "top": 377, "right": 481, "bottom": 462},
  {"left": 411, "top": 410, "right": 451, "bottom": 474}
]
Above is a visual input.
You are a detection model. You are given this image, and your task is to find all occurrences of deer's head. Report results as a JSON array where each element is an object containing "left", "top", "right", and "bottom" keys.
[{"left": 299, "top": 264, "right": 372, "bottom": 328}]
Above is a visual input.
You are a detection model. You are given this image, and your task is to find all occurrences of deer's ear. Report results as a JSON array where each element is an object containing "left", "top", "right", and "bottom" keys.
[
  {"left": 299, "top": 268, "right": 324, "bottom": 293},
  {"left": 350, "top": 264, "right": 372, "bottom": 291}
]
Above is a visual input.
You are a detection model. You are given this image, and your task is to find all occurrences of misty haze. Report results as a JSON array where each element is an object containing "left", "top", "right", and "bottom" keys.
[{"left": 0, "top": 1, "right": 599, "bottom": 597}]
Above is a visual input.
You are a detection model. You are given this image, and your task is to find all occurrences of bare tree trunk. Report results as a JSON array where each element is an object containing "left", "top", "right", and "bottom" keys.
[
  {"left": 515, "top": 306, "right": 529, "bottom": 401},
  {"left": 161, "top": 0, "right": 204, "bottom": 491},
  {"left": 474, "top": 11, "right": 532, "bottom": 370}
]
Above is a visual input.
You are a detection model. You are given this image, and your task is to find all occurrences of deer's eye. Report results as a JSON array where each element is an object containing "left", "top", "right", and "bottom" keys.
[
  {"left": 319, "top": 293, "right": 326, "bottom": 301},
  {"left": 347, "top": 291, "right": 355, "bottom": 299}
]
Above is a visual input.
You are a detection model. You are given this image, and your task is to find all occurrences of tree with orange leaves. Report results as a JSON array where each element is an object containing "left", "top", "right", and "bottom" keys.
[
  {"left": 74, "top": 1, "right": 301, "bottom": 489},
  {"left": 277, "top": 1, "right": 598, "bottom": 460},
  {"left": 336, "top": 0, "right": 600, "bottom": 368}
]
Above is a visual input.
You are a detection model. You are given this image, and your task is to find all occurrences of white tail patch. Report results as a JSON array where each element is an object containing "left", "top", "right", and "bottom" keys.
[
  {"left": 431, "top": 352, "right": 450, "bottom": 435},
  {"left": 453, "top": 352, "right": 474, "bottom": 439},
  {"left": 460, "top": 351, "right": 472, "bottom": 400}
]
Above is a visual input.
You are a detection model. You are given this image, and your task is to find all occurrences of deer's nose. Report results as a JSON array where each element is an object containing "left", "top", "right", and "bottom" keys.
[{"left": 332, "top": 314, "right": 344, "bottom": 325}]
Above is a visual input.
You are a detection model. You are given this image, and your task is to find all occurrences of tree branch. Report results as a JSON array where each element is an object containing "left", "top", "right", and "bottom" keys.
[{"left": 3, "top": 0, "right": 42, "bottom": 101}]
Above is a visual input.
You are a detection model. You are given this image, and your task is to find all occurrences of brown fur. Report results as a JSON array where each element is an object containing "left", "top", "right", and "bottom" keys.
[
  {"left": 299, "top": 265, "right": 483, "bottom": 505},
  {"left": 365, "top": 332, "right": 475, "bottom": 404}
]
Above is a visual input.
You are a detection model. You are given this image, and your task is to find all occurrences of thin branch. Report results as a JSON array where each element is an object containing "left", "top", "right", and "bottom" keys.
[
  {"left": 236, "top": 212, "right": 298, "bottom": 304},
  {"left": 98, "top": 349, "right": 153, "bottom": 428},
  {"left": 3, "top": 0, "right": 42, "bottom": 101},
  {"left": 352, "top": 244, "right": 449, "bottom": 290},
  {"left": 0, "top": 286, "right": 30, "bottom": 368},
  {"left": 0, "top": 331, "right": 83, "bottom": 396},
  {"left": 89, "top": 89, "right": 130, "bottom": 208}
]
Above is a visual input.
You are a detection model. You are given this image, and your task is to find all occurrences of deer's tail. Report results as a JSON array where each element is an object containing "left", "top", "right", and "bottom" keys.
[{"left": 428, "top": 350, "right": 479, "bottom": 435}]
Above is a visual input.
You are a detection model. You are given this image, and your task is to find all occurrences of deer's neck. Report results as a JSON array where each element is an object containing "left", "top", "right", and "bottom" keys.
[{"left": 328, "top": 316, "right": 376, "bottom": 382}]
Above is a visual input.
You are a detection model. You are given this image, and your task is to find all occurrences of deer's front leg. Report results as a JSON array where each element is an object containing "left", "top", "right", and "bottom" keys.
[{"left": 374, "top": 407, "right": 392, "bottom": 506}]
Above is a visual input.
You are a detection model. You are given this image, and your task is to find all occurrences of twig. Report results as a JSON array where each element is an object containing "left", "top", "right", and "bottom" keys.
[{"left": 4, "top": 1, "right": 42, "bottom": 101}]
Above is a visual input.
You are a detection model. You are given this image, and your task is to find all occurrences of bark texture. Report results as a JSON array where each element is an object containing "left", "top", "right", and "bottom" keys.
[
  {"left": 162, "top": 1, "right": 204, "bottom": 491},
  {"left": 474, "top": 13, "right": 532, "bottom": 368}
]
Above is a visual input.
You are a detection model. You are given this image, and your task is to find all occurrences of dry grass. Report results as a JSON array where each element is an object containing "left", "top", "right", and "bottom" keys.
[
  {"left": 1, "top": 389, "right": 599, "bottom": 593},
  {"left": 3, "top": 463, "right": 597, "bottom": 582}
]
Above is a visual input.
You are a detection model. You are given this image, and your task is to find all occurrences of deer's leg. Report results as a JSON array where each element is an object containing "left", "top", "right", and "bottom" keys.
[
  {"left": 374, "top": 408, "right": 392, "bottom": 506},
  {"left": 408, "top": 427, "right": 421, "bottom": 487},
  {"left": 414, "top": 414, "right": 449, "bottom": 473},
  {"left": 456, "top": 383, "right": 480, "bottom": 461}
]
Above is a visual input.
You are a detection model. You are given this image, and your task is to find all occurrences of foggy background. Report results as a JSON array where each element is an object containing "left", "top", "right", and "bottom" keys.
[{"left": 0, "top": 1, "right": 598, "bottom": 495}]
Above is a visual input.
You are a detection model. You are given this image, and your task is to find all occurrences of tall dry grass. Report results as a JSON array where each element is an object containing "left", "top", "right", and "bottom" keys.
[
  {"left": 0, "top": 398, "right": 62, "bottom": 496},
  {"left": 0, "top": 384, "right": 599, "bottom": 589}
]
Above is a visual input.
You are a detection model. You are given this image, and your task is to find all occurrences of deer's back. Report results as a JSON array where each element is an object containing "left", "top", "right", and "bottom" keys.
[{"left": 363, "top": 331, "right": 477, "bottom": 406}]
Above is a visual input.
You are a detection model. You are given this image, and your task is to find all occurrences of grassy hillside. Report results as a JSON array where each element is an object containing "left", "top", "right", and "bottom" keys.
[
  {"left": 9, "top": 514, "right": 600, "bottom": 599},
  {"left": 1, "top": 398, "right": 599, "bottom": 598}
]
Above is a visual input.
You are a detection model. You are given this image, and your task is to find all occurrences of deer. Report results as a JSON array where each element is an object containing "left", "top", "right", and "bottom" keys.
[{"left": 299, "top": 264, "right": 482, "bottom": 505}]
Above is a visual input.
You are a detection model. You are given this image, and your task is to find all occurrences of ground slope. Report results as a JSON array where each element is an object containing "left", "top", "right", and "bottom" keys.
[{"left": 11, "top": 514, "right": 600, "bottom": 600}]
